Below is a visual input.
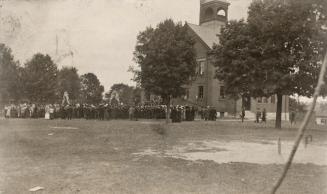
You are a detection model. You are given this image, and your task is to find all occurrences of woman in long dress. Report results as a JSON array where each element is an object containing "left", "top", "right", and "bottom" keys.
[{"left": 45, "top": 104, "right": 50, "bottom": 120}]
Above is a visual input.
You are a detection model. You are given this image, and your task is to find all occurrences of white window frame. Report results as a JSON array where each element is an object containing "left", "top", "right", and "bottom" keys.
[{"left": 197, "top": 59, "right": 206, "bottom": 76}]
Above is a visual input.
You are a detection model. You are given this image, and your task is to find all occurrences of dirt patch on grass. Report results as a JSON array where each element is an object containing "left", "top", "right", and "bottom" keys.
[{"left": 0, "top": 119, "right": 326, "bottom": 193}]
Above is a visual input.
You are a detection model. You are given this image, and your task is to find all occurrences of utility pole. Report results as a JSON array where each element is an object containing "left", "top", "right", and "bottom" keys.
[{"left": 55, "top": 35, "right": 58, "bottom": 56}]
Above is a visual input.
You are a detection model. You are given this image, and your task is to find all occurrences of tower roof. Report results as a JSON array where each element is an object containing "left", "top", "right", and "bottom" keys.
[
  {"left": 199, "top": 0, "right": 230, "bottom": 26},
  {"left": 186, "top": 23, "right": 220, "bottom": 49},
  {"left": 200, "top": 0, "right": 230, "bottom": 5}
]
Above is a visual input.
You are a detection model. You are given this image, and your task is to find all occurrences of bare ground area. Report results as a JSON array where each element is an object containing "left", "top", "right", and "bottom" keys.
[{"left": 0, "top": 119, "right": 326, "bottom": 194}]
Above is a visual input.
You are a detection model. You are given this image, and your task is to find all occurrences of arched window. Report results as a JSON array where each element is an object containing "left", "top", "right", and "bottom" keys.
[
  {"left": 205, "top": 8, "right": 214, "bottom": 18},
  {"left": 217, "top": 9, "right": 226, "bottom": 17}
]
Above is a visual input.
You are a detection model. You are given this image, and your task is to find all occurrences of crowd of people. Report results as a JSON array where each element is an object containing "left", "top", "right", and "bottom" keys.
[
  {"left": 1, "top": 102, "right": 300, "bottom": 125},
  {"left": 2, "top": 103, "right": 200, "bottom": 122},
  {"left": 199, "top": 107, "right": 218, "bottom": 121},
  {"left": 4, "top": 103, "right": 47, "bottom": 119}
]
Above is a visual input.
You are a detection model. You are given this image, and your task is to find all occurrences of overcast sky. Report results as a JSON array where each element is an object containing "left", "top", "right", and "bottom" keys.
[{"left": 0, "top": 0, "right": 252, "bottom": 91}]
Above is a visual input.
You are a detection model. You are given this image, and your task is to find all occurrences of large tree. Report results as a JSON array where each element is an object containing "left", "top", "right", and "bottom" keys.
[
  {"left": 211, "top": 20, "right": 261, "bottom": 100},
  {"left": 0, "top": 43, "right": 21, "bottom": 103},
  {"left": 212, "top": 0, "right": 327, "bottom": 128},
  {"left": 57, "top": 67, "right": 81, "bottom": 101},
  {"left": 133, "top": 19, "right": 197, "bottom": 123},
  {"left": 80, "top": 73, "right": 104, "bottom": 104},
  {"left": 22, "top": 53, "right": 58, "bottom": 103},
  {"left": 105, "top": 83, "right": 135, "bottom": 106}
]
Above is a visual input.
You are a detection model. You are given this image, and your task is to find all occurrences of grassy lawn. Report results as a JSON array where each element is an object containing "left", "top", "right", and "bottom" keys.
[{"left": 0, "top": 119, "right": 326, "bottom": 194}]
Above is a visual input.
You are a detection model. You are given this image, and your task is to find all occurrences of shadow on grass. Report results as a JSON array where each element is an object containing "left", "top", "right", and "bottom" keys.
[{"left": 151, "top": 123, "right": 168, "bottom": 136}]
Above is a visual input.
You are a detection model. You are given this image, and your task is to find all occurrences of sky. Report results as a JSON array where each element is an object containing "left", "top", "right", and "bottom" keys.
[{"left": 0, "top": 0, "right": 252, "bottom": 92}]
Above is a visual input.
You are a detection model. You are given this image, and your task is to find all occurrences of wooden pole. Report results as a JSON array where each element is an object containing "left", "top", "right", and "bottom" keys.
[
  {"left": 278, "top": 138, "right": 282, "bottom": 155},
  {"left": 270, "top": 53, "right": 327, "bottom": 194}
]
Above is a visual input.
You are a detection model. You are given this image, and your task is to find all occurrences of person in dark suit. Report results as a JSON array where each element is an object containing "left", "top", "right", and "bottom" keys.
[
  {"left": 241, "top": 107, "right": 245, "bottom": 123},
  {"left": 261, "top": 108, "right": 267, "bottom": 123}
]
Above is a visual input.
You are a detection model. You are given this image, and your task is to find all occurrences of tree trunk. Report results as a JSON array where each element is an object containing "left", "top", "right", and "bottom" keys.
[
  {"left": 275, "top": 93, "right": 283, "bottom": 129},
  {"left": 241, "top": 95, "right": 245, "bottom": 109},
  {"left": 166, "top": 96, "right": 171, "bottom": 124}
]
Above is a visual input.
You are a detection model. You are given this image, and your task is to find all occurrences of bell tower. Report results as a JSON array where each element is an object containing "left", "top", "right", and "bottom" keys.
[{"left": 199, "top": 0, "right": 230, "bottom": 30}]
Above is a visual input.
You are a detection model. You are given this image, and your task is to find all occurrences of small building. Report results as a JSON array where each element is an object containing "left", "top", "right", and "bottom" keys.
[
  {"left": 316, "top": 110, "right": 327, "bottom": 125},
  {"left": 182, "top": 0, "right": 289, "bottom": 119}
]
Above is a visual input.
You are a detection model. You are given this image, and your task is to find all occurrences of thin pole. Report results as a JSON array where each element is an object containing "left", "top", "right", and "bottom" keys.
[
  {"left": 270, "top": 53, "right": 327, "bottom": 194},
  {"left": 284, "top": 96, "right": 287, "bottom": 121},
  {"left": 278, "top": 138, "right": 282, "bottom": 155},
  {"left": 56, "top": 35, "right": 58, "bottom": 55}
]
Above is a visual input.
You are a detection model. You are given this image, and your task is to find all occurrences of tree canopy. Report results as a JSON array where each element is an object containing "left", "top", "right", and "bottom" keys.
[
  {"left": 133, "top": 19, "right": 197, "bottom": 122},
  {"left": 80, "top": 73, "right": 104, "bottom": 104},
  {"left": 22, "top": 53, "right": 58, "bottom": 103},
  {"left": 105, "top": 83, "right": 135, "bottom": 106},
  {"left": 247, "top": 0, "right": 327, "bottom": 97},
  {"left": 0, "top": 42, "right": 108, "bottom": 105},
  {"left": 57, "top": 67, "right": 81, "bottom": 101},
  {"left": 212, "top": 0, "right": 327, "bottom": 128},
  {"left": 0, "top": 43, "right": 21, "bottom": 103},
  {"left": 212, "top": 20, "right": 259, "bottom": 99}
]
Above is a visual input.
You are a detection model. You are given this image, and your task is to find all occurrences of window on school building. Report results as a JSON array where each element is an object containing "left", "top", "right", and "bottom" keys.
[
  {"left": 198, "top": 86, "right": 204, "bottom": 99},
  {"left": 219, "top": 86, "right": 225, "bottom": 99},
  {"left": 197, "top": 61, "right": 205, "bottom": 76},
  {"left": 257, "top": 97, "right": 262, "bottom": 103}
]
